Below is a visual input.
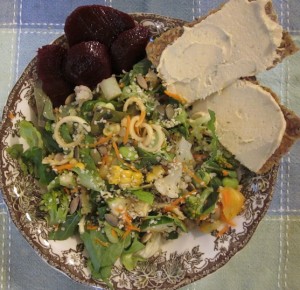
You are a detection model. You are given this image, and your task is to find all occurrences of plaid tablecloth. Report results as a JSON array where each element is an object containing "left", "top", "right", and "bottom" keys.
[{"left": 0, "top": 1, "right": 300, "bottom": 289}]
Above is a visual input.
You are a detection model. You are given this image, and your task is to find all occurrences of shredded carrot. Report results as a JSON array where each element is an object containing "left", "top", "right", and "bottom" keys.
[
  {"left": 89, "top": 135, "right": 112, "bottom": 148},
  {"left": 217, "top": 224, "right": 229, "bottom": 237},
  {"left": 111, "top": 229, "right": 118, "bottom": 238},
  {"left": 222, "top": 170, "right": 229, "bottom": 176},
  {"left": 94, "top": 238, "right": 109, "bottom": 247},
  {"left": 164, "top": 90, "right": 187, "bottom": 104},
  {"left": 121, "top": 212, "right": 140, "bottom": 239},
  {"left": 198, "top": 213, "right": 210, "bottom": 221},
  {"left": 8, "top": 111, "right": 15, "bottom": 120},
  {"left": 102, "top": 154, "right": 109, "bottom": 165},
  {"left": 112, "top": 141, "right": 138, "bottom": 172},
  {"left": 86, "top": 224, "right": 99, "bottom": 230},
  {"left": 112, "top": 141, "right": 122, "bottom": 161},
  {"left": 53, "top": 163, "right": 75, "bottom": 172},
  {"left": 183, "top": 165, "right": 206, "bottom": 186},
  {"left": 122, "top": 229, "right": 132, "bottom": 240},
  {"left": 164, "top": 190, "right": 197, "bottom": 212},
  {"left": 193, "top": 154, "right": 206, "bottom": 162},
  {"left": 123, "top": 115, "right": 131, "bottom": 144},
  {"left": 138, "top": 110, "right": 146, "bottom": 126},
  {"left": 70, "top": 188, "right": 78, "bottom": 195},
  {"left": 63, "top": 187, "right": 71, "bottom": 195},
  {"left": 119, "top": 82, "right": 125, "bottom": 89}
]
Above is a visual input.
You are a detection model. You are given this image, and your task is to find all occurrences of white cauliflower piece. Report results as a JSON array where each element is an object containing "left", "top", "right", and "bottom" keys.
[
  {"left": 154, "top": 163, "right": 182, "bottom": 198},
  {"left": 74, "top": 85, "right": 93, "bottom": 104},
  {"left": 176, "top": 137, "right": 194, "bottom": 164}
]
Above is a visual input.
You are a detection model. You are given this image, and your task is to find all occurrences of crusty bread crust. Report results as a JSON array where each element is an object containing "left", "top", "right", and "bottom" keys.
[
  {"left": 146, "top": 0, "right": 299, "bottom": 67},
  {"left": 258, "top": 87, "right": 300, "bottom": 173}
]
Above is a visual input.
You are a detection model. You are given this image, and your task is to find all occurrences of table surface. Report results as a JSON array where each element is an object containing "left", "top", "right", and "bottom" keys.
[{"left": 1, "top": 1, "right": 300, "bottom": 290}]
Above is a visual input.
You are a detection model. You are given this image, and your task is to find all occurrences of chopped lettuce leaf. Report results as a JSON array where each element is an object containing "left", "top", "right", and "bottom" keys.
[
  {"left": 79, "top": 148, "right": 98, "bottom": 172},
  {"left": 80, "top": 230, "right": 128, "bottom": 283},
  {"left": 120, "top": 58, "right": 152, "bottom": 85},
  {"left": 34, "top": 84, "right": 55, "bottom": 127},
  {"left": 131, "top": 190, "right": 154, "bottom": 205},
  {"left": 40, "top": 128, "right": 62, "bottom": 153},
  {"left": 22, "top": 146, "right": 56, "bottom": 185},
  {"left": 120, "top": 236, "right": 145, "bottom": 271},
  {"left": 6, "top": 144, "right": 28, "bottom": 174},
  {"left": 49, "top": 212, "right": 81, "bottom": 240},
  {"left": 72, "top": 167, "right": 104, "bottom": 192},
  {"left": 19, "top": 120, "right": 43, "bottom": 149}
]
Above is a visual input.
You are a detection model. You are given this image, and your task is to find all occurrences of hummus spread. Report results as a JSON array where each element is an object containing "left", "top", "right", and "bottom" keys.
[
  {"left": 191, "top": 80, "right": 286, "bottom": 172},
  {"left": 157, "top": 0, "right": 283, "bottom": 104}
]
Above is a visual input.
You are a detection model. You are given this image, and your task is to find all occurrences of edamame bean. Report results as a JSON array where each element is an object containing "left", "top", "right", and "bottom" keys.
[
  {"left": 119, "top": 146, "right": 139, "bottom": 161},
  {"left": 222, "top": 177, "right": 239, "bottom": 189}
]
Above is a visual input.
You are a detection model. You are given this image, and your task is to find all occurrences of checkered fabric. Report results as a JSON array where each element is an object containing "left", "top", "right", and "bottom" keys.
[{"left": 0, "top": 1, "right": 300, "bottom": 289}]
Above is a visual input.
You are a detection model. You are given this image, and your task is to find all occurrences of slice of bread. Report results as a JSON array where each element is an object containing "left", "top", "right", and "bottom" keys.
[
  {"left": 146, "top": 0, "right": 298, "bottom": 68},
  {"left": 146, "top": 0, "right": 300, "bottom": 173}
]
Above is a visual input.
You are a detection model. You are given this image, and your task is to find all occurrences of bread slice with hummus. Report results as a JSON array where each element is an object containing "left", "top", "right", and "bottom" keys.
[
  {"left": 146, "top": 0, "right": 300, "bottom": 173},
  {"left": 146, "top": 0, "right": 298, "bottom": 104},
  {"left": 190, "top": 80, "right": 300, "bottom": 173}
]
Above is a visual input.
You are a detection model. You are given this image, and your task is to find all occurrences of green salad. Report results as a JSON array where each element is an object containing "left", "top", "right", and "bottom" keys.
[{"left": 7, "top": 59, "right": 245, "bottom": 287}]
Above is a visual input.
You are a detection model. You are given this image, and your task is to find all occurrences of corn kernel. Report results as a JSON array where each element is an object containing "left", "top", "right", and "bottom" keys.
[
  {"left": 75, "top": 162, "right": 85, "bottom": 170},
  {"left": 146, "top": 165, "right": 165, "bottom": 183},
  {"left": 107, "top": 165, "right": 143, "bottom": 188}
]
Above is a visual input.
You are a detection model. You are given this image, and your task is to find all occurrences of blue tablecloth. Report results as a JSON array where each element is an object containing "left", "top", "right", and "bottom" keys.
[{"left": 1, "top": 1, "right": 300, "bottom": 289}]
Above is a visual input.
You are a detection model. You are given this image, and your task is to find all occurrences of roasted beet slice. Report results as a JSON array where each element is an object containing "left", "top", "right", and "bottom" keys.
[
  {"left": 110, "top": 25, "right": 150, "bottom": 74},
  {"left": 37, "top": 45, "right": 73, "bottom": 107},
  {"left": 64, "top": 41, "right": 112, "bottom": 88},
  {"left": 42, "top": 78, "right": 74, "bottom": 108},
  {"left": 64, "top": 5, "right": 135, "bottom": 47},
  {"left": 37, "top": 44, "right": 67, "bottom": 81}
]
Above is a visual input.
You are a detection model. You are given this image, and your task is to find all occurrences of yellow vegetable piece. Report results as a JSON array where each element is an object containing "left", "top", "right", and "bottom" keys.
[
  {"left": 146, "top": 165, "right": 165, "bottom": 183},
  {"left": 220, "top": 187, "right": 245, "bottom": 221},
  {"left": 107, "top": 165, "right": 143, "bottom": 189}
]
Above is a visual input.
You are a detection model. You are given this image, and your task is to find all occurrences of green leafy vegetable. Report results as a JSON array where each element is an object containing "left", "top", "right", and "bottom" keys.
[
  {"left": 131, "top": 190, "right": 154, "bottom": 205},
  {"left": 80, "top": 230, "right": 127, "bottom": 283},
  {"left": 34, "top": 84, "right": 55, "bottom": 127},
  {"left": 184, "top": 188, "right": 214, "bottom": 219},
  {"left": 49, "top": 212, "right": 81, "bottom": 240},
  {"left": 22, "top": 146, "right": 56, "bottom": 185},
  {"left": 79, "top": 148, "right": 98, "bottom": 172},
  {"left": 40, "top": 189, "right": 70, "bottom": 226},
  {"left": 19, "top": 120, "right": 43, "bottom": 149},
  {"left": 72, "top": 167, "right": 104, "bottom": 192},
  {"left": 120, "top": 236, "right": 145, "bottom": 271},
  {"left": 120, "top": 59, "right": 152, "bottom": 85},
  {"left": 6, "top": 144, "right": 27, "bottom": 173}
]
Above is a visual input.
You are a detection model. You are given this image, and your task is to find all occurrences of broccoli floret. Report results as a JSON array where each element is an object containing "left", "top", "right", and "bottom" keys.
[
  {"left": 184, "top": 195, "right": 204, "bottom": 219},
  {"left": 183, "top": 188, "right": 213, "bottom": 219},
  {"left": 40, "top": 190, "right": 70, "bottom": 226}
]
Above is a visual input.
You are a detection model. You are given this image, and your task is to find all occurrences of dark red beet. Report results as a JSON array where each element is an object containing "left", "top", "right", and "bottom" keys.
[
  {"left": 64, "top": 41, "right": 112, "bottom": 88},
  {"left": 37, "top": 45, "right": 67, "bottom": 81},
  {"left": 110, "top": 25, "right": 150, "bottom": 74},
  {"left": 64, "top": 5, "right": 135, "bottom": 47},
  {"left": 37, "top": 45, "right": 73, "bottom": 107},
  {"left": 42, "top": 78, "right": 74, "bottom": 108}
]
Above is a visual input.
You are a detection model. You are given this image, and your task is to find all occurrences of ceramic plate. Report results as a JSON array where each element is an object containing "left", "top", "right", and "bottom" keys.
[{"left": 0, "top": 13, "right": 278, "bottom": 290}]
